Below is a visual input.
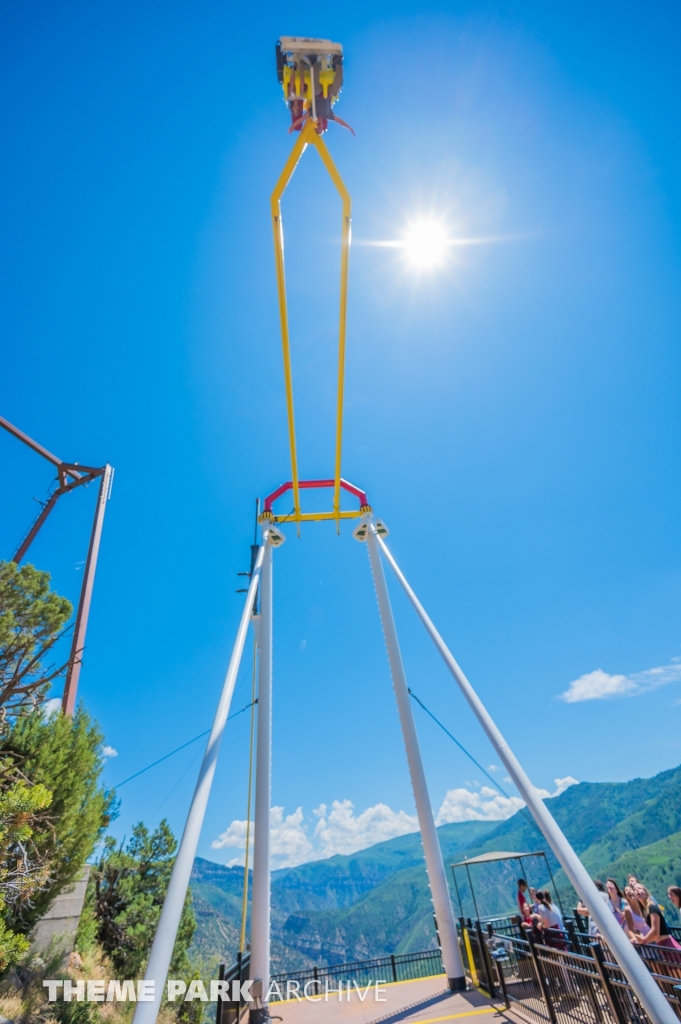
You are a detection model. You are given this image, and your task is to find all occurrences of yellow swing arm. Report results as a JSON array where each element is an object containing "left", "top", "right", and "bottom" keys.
[{"left": 270, "top": 118, "right": 351, "bottom": 528}]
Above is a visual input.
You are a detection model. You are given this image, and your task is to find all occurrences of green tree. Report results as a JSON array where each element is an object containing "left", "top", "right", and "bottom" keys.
[
  {"left": 0, "top": 780, "right": 52, "bottom": 970},
  {"left": 86, "top": 820, "right": 196, "bottom": 980},
  {"left": 0, "top": 707, "right": 115, "bottom": 932},
  {"left": 0, "top": 561, "right": 73, "bottom": 716},
  {"left": 0, "top": 560, "right": 80, "bottom": 969}
]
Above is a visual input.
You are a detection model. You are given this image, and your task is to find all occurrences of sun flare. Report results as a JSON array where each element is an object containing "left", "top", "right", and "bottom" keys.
[{"left": 403, "top": 221, "right": 449, "bottom": 268}]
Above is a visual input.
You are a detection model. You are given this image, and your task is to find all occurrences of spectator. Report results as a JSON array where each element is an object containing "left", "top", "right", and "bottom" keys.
[
  {"left": 520, "top": 900, "right": 544, "bottom": 944},
  {"left": 577, "top": 880, "right": 611, "bottom": 937},
  {"left": 668, "top": 886, "right": 681, "bottom": 922},
  {"left": 535, "top": 890, "right": 566, "bottom": 949},
  {"left": 606, "top": 879, "right": 627, "bottom": 926},
  {"left": 536, "top": 891, "right": 565, "bottom": 930},
  {"left": 517, "top": 879, "right": 529, "bottom": 917},
  {"left": 623, "top": 885, "right": 649, "bottom": 937},
  {"left": 633, "top": 885, "right": 681, "bottom": 949},
  {"left": 628, "top": 874, "right": 660, "bottom": 905}
]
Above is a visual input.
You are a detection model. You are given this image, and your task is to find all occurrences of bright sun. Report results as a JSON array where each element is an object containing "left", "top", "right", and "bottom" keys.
[{"left": 403, "top": 221, "right": 449, "bottom": 268}]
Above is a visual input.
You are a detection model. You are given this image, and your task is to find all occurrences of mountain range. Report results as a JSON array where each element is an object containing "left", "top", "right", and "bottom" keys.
[{"left": 188, "top": 763, "right": 681, "bottom": 974}]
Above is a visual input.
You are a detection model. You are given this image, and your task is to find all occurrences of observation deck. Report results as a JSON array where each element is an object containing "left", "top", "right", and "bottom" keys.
[{"left": 274, "top": 975, "right": 501, "bottom": 1024}]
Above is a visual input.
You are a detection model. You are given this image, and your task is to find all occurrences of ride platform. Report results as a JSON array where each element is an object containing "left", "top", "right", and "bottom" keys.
[{"left": 273, "top": 975, "right": 505, "bottom": 1024}]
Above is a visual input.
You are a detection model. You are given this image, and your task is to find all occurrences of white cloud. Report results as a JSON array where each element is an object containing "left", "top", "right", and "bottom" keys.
[
  {"left": 211, "top": 778, "right": 582, "bottom": 870},
  {"left": 212, "top": 806, "right": 313, "bottom": 869},
  {"left": 560, "top": 660, "right": 681, "bottom": 703},
  {"left": 212, "top": 800, "right": 417, "bottom": 869},
  {"left": 102, "top": 745, "right": 118, "bottom": 759},
  {"left": 43, "top": 698, "right": 62, "bottom": 716},
  {"left": 436, "top": 776, "right": 579, "bottom": 826},
  {"left": 213, "top": 818, "right": 251, "bottom": 852},
  {"left": 554, "top": 775, "right": 579, "bottom": 796},
  {"left": 271, "top": 807, "right": 314, "bottom": 867},
  {"left": 536, "top": 776, "right": 579, "bottom": 799},
  {"left": 313, "top": 800, "right": 418, "bottom": 858},
  {"left": 436, "top": 787, "right": 525, "bottom": 825}
]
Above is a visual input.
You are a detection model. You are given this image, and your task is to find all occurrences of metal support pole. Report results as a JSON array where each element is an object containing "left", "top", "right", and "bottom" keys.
[
  {"left": 366, "top": 529, "right": 466, "bottom": 992},
  {"left": 373, "top": 527, "right": 677, "bottom": 1024},
  {"left": 131, "top": 544, "right": 265, "bottom": 1024},
  {"left": 63, "top": 464, "right": 112, "bottom": 716},
  {"left": 250, "top": 540, "right": 273, "bottom": 1024},
  {"left": 452, "top": 867, "right": 464, "bottom": 921},
  {"left": 464, "top": 862, "right": 481, "bottom": 924},
  {"left": 12, "top": 488, "right": 63, "bottom": 564},
  {"left": 0, "top": 414, "right": 63, "bottom": 467},
  {"left": 542, "top": 851, "right": 565, "bottom": 916}
]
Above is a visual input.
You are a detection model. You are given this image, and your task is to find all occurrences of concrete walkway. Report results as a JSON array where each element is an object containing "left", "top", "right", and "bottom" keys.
[{"left": 271, "top": 974, "right": 506, "bottom": 1024}]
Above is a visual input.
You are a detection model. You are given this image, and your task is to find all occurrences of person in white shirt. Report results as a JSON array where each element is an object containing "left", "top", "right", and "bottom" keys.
[
  {"left": 535, "top": 891, "right": 567, "bottom": 949},
  {"left": 536, "top": 891, "right": 561, "bottom": 928}
]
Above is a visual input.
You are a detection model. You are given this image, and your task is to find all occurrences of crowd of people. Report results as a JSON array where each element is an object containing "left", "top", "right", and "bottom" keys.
[{"left": 515, "top": 876, "right": 681, "bottom": 950}]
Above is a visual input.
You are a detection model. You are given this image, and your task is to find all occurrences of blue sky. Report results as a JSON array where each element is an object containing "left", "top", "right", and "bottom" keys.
[{"left": 1, "top": 0, "right": 681, "bottom": 868}]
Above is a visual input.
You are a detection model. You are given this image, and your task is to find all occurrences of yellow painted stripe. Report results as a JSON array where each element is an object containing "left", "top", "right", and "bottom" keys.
[
  {"left": 376, "top": 973, "right": 446, "bottom": 989},
  {"left": 406, "top": 1007, "right": 501, "bottom": 1023}
]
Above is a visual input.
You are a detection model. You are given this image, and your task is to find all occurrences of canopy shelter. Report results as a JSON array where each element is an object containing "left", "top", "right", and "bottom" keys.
[{"left": 451, "top": 850, "right": 564, "bottom": 922}]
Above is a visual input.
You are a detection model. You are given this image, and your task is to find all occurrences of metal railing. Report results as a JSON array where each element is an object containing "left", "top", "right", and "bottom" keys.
[
  {"left": 268, "top": 947, "right": 443, "bottom": 1000},
  {"left": 481, "top": 923, "right": 681, "bottom": 1024},
  {"left": 214, "top": 946, "right": 445, "bottom": 1013},
  {"left": 213, "top": 920, "right": 681, "bottom": 1019},
  {"left": 215, "top": 952, "right": 250, "bottom": 1024}
]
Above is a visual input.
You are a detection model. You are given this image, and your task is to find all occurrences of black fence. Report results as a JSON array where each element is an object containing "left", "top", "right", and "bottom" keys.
[
  {"left": 466, "top": 918, "right": 681, "bottom": 1024},
  {"left": 215, "top": 917, "right": 681, "bottom": 1021},
  {"left": 268, "top": 947, "right": 443, "bottom": 1001},
  {"left": 214, "top": 946, "right": 444, "bottom": 1015},
  {"left": 215, "top": 952, "right": 251, "bottom": 1024}
]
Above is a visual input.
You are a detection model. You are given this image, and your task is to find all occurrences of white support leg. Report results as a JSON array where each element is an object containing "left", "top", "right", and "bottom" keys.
[
  {"left": 132, "top": 545, "right": 265, "bottom": 1024},
  {"left": 366, "top": 529, "right": 466, "bottom": 991},
  {"left": 373, "top": 527, "right": 677, "bottom": 1024},
  {"left": 250, "top": 539, "right": 273, "bottom": 1023}
]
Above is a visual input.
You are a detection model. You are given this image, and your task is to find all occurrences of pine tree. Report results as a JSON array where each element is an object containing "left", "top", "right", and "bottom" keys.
[
  {"left": 0, "top": 707, "right": 116, "bottom": 932},
  {"left": 0, "top": 561, "right": 73, "bottom": 714},
  {"left": 0, "top": 780, "right": 52, "bottom": 969},
  {"left": 85, "top": 821, "right": 196, "bottom": 979}
]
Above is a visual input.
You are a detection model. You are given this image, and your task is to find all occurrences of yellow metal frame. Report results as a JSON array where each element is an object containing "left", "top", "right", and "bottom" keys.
[
  {"left": 271, "top": 118, "right": 351, "bottom": 527},
  {"left": 271, "top": 509, "right": 362, "bottom": 524}
]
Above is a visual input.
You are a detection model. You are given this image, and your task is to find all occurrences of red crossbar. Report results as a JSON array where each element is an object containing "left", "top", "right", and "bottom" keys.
[{"left": 263, "top": 478, "right": 368, "bottom": 513}]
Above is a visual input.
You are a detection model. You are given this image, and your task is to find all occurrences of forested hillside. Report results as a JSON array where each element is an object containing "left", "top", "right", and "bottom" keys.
[{"left": 190, "top": 764, "right": 681, "bottom": 972}]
